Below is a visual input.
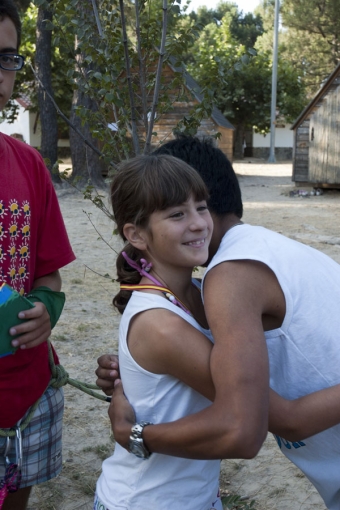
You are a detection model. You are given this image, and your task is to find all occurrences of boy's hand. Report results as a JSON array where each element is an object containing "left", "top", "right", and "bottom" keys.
[
  {"left": 10, "top": 301, "right": 51, "bottom": 349},
  {"left": 109, "top": 379, "right": 136, "bottom": 450},
  {"left": 96, "top": 354, "right": 120, "bottom": 396}
]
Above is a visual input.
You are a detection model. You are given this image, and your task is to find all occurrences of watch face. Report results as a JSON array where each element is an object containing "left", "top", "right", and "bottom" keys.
[{"left": 129, "top": 439, "right": 149, "bottom": 459}]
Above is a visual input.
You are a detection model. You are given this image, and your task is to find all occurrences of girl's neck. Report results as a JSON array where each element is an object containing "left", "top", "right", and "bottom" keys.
[
  {"left": 141, "top": 264, "right": 193, "bottom": 296},
  {"left": 121, "top": 251, "right": 207, "bottom": 327},
  {"left": 140, "top": 265, "right": 208, "bottom": 329}
]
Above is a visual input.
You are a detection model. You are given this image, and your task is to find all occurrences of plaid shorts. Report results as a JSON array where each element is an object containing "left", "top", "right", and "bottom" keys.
[{"left": 0, "top": 386, "right": 64, "bottom": 488}]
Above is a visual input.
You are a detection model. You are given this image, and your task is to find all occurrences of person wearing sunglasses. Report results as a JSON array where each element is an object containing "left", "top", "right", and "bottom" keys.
[{"left": 0, "top": 2, "right": 75, "bottom": 509}]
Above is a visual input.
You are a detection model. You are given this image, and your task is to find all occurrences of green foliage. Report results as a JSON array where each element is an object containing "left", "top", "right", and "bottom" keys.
[
  {"left": 187, "top": 11, "right": 306, "bottom": 133},
  {"left": 280, "top": 0, "right": 340, "bottom": 95},
  {"left": 188, "top": 1, "right": 238, "bottom": 28},
  {"left": 229, "top": 12, "right": 264, "bottom": 48},
  {"left": 29, "top": 0, "right": 213, "bottom": 169},
  {"left": 187, "top": 2, "right": 264, "bottom": 49},
  {"left": 282, "top": 0, "right": 340, "bottom": 63},
  {"left": 7, "top": 0, "right": 218, "bottom": 175},
  {"left": 3, "top": 4, "right": 36, "bottom": 123},
  {"left": 4, "top": 3, "right": 72, "bottom": 137},
  {"left": 253, "top": 0, "right": 337, "bottom": 97},
  {"left": 11, "top": 0, "right": 312, "bottom": 167}
]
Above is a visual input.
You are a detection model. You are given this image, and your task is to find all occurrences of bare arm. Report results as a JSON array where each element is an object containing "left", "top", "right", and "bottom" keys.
[
  {"left": 110, "top": 261, "right": 340, "bottom": 455},
  {"left": 126, "top": 308, "right": 215, "bottom": 400},
  {"left": 269, "top": 386, "right": 340, "bottom": 441},
  {"left": 112, "top": 261, "right": 273, "bottom": 460},
  {"left": 111, "top": 378, "right": 340, "bottom": 457},
  {"left": 31, "top": 270, "right": 62, "bottom": 292},
  {"left": 10, "top": 270, "right": 61, "bottom": 349}
]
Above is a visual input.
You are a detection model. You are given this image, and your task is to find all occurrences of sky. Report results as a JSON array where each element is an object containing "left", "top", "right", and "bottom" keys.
[{"left": 187, "top": 0, "right": 261, "bottom": 14}]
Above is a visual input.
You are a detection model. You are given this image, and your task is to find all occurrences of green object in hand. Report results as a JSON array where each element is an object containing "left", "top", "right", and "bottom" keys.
[
  {"left": 26, "top": 286, "right": 65, "bottom": 329},
  {"left": 0, "top": 283, "right": 35, "bottom": 358}
]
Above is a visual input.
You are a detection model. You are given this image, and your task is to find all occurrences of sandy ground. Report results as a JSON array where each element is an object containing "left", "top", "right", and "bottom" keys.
[{"left": 28, "top": 159, "right": 340, "bottom": 509}]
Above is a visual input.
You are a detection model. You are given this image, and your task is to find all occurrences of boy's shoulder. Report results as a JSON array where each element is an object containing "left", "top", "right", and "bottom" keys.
[
  {"left": 1, "top": 132, "right": 49, "bottom": 179},
  {"left": 1, "top": 131, "right": 43, "bottom": 159}
]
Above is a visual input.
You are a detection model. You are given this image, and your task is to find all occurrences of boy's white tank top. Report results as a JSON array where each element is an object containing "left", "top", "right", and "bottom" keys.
[{"left": 204, "top": 224, "right": 340, "bottom": 510}]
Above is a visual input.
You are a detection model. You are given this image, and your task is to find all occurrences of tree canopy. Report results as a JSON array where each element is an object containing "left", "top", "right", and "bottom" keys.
[
  {"left": 185, "top": 3, "right": 306, "bottom": 156},
  {"left": 280, "top": 0, "right": 340, "bottom": 93},
  {"left": 9, "top": 0, "right": 340, "bottom": 164}
]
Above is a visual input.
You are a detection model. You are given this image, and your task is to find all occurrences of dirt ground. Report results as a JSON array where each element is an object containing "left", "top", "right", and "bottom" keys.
[{"left": 28, "top": 159, "right": 340, "bottom": 509}]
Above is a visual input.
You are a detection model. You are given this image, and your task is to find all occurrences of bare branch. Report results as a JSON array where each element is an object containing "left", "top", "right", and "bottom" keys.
[
  {"left": 90, "top": 0, "right": 104, "bottom": 38},
  {"left": 51, "top": 7, "right": 119, "bottom": 156},
  {"left": 83, "top": 211, "right": 117, "bottom": 247},
  {"left": 144, "top": 0, "right": 168, "bottom": 154},
  {"left": 29, "top": 63, "right": 118, "bottom": 170},
  {"left": 119, "top": 0, "right": 140, "bottom": 155},
  {"left": 135, "top": 0, "right": 148, "bottom": 133}
]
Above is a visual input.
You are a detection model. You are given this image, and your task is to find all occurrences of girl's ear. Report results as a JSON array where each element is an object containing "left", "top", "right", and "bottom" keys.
[{"left": 123, "top": 223, "right": 148, "bottom": 251}]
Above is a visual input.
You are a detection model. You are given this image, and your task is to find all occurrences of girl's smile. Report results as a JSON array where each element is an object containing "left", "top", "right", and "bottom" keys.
[{"left": 140, "top": 196, "right": 213, "bottom": 273}]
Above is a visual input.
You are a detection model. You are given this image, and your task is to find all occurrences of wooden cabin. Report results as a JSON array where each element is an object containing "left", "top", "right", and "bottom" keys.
[
  {"left": 292, "top": 64, "right": 340, "bottom": 187},
  {"left": 137, "top": 59, "right": 235, "bottom": 161}
]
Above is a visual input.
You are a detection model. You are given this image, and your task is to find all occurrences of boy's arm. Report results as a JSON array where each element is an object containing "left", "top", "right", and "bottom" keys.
[
  {"left": 32, "top": 270, "right": 62, "bottom": 292},
  {"left": 105, "top": 248, "right": 340, "bottom": 449},
  {"left": 10, "top": 270, "right": 62, "bottom": 349},
  {"left": 269, "top": 386, "right": 340, "bottom": 441},
  {"left": 111, "top": 260, "right": 272, "bottom": 460}
]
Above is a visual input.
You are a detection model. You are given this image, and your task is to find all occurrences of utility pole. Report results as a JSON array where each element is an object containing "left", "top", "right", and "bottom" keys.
[{"left": 268, "top": 0, "right": 280, "bottom": 163}]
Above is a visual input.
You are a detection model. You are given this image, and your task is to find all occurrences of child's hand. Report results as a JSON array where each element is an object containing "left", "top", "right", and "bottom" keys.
[
  {"left": 96, "top": 354, "right": 120, "bottom": 396},
  {"left": 109, "top": 379, "right": 136, "bottom": 450},
  {"left": 10, "top": 301, "right": 51, "bottom": 349}
]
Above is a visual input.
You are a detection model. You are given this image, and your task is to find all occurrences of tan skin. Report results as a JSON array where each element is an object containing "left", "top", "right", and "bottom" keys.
[
  {"left": 9, "top": 271, "right": 62, "bottom": 349},
  {"left": 124, "top": 199, "right": 213, "bottom": 395},
  {"left": 97, "top": 213, "right": 340, "bottom": 459}
]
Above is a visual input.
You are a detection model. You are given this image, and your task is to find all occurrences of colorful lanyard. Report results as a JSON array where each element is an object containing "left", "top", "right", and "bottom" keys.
[{"left": 120, "top": 283, "right": 193, "bottom": 316}]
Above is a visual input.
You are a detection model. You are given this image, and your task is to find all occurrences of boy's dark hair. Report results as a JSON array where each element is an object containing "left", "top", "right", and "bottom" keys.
[
  {"left": 154, "top": 135, "right": 243, "bottom": 218},
  {"left": 0, "top": 0, "right": 22, "bottom": 49}
]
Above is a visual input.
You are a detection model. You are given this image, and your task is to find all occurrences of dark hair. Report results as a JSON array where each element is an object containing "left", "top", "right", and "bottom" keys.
[
  {"left": 112, "top": 154, "right": 209, "bottom": 314},
  {"left": 0, "top": 0, "right": 22, "bottom": 49},
  {"left": 154, "top": 135, "right": 243, "bottom": 218}
]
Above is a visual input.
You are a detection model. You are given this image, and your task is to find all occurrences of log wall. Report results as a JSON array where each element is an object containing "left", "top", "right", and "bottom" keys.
[
  {"left": 309, "top": 84, "right": 340, "bottom": 184},
  {"left": 292, "top": 119, "right": 309, "bottom": 182},
  {"left": 140, "top": 101, "right": 234, "bottom": 161},
  {"left": 133, "top": 64, "right": 234, "bottom": 161}
]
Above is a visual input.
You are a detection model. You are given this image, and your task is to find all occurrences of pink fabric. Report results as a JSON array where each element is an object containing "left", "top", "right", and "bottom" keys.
[{"left": 0, "top": 483, "right": 8, "bottom": 508}]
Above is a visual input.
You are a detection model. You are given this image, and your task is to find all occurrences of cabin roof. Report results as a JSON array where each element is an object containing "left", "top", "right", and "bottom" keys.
[
  {"left": 168, "top": 57, "right": 235, "bottom": 131},
  {"left": 291, "top": 63, "right": 340, "bottom": 130}
]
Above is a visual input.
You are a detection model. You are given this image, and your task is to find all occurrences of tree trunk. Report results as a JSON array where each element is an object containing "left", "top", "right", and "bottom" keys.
[
  {"left": 69, "top": 89, "right": 106, "bottom": 189},
  {"left": 234, "top": 123, "right": 245, "bottom": 159},
  {"left": 35, "top": 3, "right": 61, "bottom": 184},
  {"left": 68, "top": 2, "right": 106, "bottom": 189}
]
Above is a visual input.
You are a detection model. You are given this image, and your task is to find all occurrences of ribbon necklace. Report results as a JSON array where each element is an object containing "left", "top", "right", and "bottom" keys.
[{"left": 120, "top": 251, "right": 195, "bottom": 316}]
